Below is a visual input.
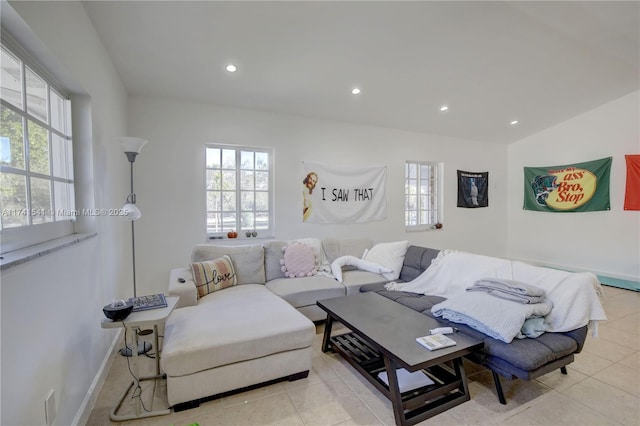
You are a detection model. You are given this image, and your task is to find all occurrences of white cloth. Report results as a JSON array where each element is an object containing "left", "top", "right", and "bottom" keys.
[
  {"left": 330, "top": 255, "right": 391, "bottom": 283},
  {"left": 385, "top": 250, "right": 607, "bottom": 333},
  {"left": 431, "top": 292, "right": 553, "bottom": 343}
]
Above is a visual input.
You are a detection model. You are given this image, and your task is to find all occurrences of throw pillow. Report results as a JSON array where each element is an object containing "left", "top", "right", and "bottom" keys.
[
  {"left": 280, "top": 242, "right": 318, "bottom": 278},
  {"left": 363, "top": 240, "right": 409, "bottom": 280},
  {"left": 190, "top": 255, "right": 237, "bottom": 298},
  {"left": 331, "top": 255, "right": 393, "bottom": 282}
]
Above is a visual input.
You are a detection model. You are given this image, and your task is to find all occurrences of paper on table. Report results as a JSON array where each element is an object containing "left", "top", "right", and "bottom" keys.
[{"left": 377, "top": 368, "right": 434, "bottom": 392}]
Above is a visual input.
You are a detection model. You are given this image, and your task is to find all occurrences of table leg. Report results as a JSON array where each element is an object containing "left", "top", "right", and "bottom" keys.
[
  {"left": 154, "top": 324, "right": 161, "bottom": 376},
  {"left": 109, "top": 325, "right": 171, "bottom": 421},
  {"left": 453, "top": 357, "right": 471, "bottom": 402},
  {"left": 321, "top": 314, "right": 334, "bottom": 352},
  {"left": 383, "top": 355, "right": 406, "bottom": 426},
  {"left": 131, "top": 327, "right": 141, "bottom": 416}
]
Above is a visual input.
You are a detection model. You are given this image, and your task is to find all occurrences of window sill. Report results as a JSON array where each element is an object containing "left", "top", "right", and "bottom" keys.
[
  {"left": 0, "top": 232, "right": 97, "bottom": 270},
  {"left": 206, "top": 235, "right": 274, "bottom": 244}
]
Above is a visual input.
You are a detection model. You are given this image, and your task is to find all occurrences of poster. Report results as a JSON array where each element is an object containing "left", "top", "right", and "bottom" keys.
[
  {"left": 302, "top": 161, "right": 386, "bottom": 223},
  {"left": 457, "top": 170, "right": 488, "bottom": 208},
  {"left": 523, "top": 157, "right": 611, "bottom": 212},
  {"left": 624, "top": 155, "right": 640, "bottom": 211}
]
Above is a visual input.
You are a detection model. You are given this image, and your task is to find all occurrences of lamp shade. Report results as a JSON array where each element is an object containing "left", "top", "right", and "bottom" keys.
[
  {"left": 122, "top": 203, "right": 142, "bottom": 221},
  {"left": 120, "top": 137, "right": 148, "bottom": 154}
]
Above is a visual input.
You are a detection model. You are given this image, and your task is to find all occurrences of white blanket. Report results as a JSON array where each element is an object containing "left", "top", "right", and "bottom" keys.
[
  {"left": 431, "top": 292, "right": 553, "bottom": 343},
  {"left": 385, "top": 250, "right": 607, "bottom": 333}
]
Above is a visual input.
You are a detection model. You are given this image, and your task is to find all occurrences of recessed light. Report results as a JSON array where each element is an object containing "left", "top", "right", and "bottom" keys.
[
  {"left": 440, "top": 105, "right": 449, "bottom": 112},
  {"left": 510, "top": 120, "right": 519, "bottom": 125},
  {"left": 226, "top": 64, "right": 237, "bottom": 73},
  {"left": 351, "top": 88, "right": 361, "bottom": 95}
]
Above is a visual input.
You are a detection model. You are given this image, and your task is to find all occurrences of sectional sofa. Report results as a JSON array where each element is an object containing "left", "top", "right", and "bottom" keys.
[{"left": 162, "top": 238, "right": 605, "bottom": 408}]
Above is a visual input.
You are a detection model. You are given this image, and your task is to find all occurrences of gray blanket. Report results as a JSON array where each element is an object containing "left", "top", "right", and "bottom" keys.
[{"left": 467, "top": 278, "right": 546, "bottom": 304}]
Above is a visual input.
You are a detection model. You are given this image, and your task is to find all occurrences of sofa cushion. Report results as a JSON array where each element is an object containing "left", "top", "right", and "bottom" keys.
[
  {"left": 399, "top": 246, "right": 441, "bottom": 282},
  {"left": 363, "top": 240, "right": 409, "bottom": 280},
  {"left": 482, "top": 332, "right": 578, "bottom": 372},
  {"left": 190, "top": 255, "right": 237, "bottom": 298},
  {"left": 161, "top": 284, "right": 314, "bottom": 377},
  {"left": 263, "top": 240, "right": 288, "bottom": 281},
  {"left": 281, "top": 242, "right": 318, "bottom": 278},
  {"left": 322, "top": 237, "right": 373, "bottom": 263},
  {"left": 266, "top": 275, "right": 345, "bottom": 308},
  {"left": 341, "top": 270, "right": 390, "bottom": 295},
  {"left": 191, "top": 244, "right": 265, "bottom": 284}
]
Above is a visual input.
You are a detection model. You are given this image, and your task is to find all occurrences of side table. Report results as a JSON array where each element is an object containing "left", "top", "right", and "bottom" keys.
[{"left": 101, "top": 296, "right": 179, "bottom": 421}]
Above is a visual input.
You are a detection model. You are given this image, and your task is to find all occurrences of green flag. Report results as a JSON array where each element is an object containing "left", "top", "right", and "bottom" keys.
[{"left": 524, "top": 157, "right": 612, "bottom": 212}]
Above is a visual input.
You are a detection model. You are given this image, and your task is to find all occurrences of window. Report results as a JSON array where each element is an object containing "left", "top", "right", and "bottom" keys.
[
  {"left": 405, "top": 161, "right": 442, "bottom": 230},
  {"left": 0, "top": 43, "right": 75, "bottom": 251},
  {"left": 205, "top": 145, "right": 273, "bottom": 237}
]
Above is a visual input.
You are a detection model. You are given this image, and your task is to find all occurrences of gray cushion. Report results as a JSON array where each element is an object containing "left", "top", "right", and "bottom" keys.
[
  {"left": 266, "top": 276, "right": 345, "bottom": 307},
  {"left": 191, "top": 244, "right": 265, "bottom": 284},
  {"left": 399, "top": 245, "right": 440, "bottom": 282}
]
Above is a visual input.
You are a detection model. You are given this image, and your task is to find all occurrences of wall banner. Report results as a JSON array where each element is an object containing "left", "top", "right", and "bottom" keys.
[
  {"left": 457, "top": 170, "right": 488, "bottom": 208},
  {"left": 302, "top": 161, "right": 386, "bottom": 223},
  {"left": 523, "top": 157, "right": 612, "bottom": 212},
  {"left": 624, "top": 155, "right": 640, "bottom": 211}
]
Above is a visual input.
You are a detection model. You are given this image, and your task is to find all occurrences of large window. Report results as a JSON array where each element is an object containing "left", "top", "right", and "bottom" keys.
[
  {"left": 205, "top": 145, "right": 273, "bottom": 237},
  {"left": 0, "top": 43, "right": 75, "bottom": 250},
  {"left": 405, "top": 161, "right": 442, "bottom": 230}
]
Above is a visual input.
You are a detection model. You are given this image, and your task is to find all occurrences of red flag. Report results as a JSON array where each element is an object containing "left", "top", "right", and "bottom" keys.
[{"left": 624, "top": 155, "right": 640, "bottom": 210}]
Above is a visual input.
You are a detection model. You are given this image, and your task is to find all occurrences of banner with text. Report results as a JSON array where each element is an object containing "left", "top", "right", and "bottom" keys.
[
  {"left": 302, "top": 162, "right": 386, "bottom": 223},
  {"left": 523, "top": 157, "right": 612, "bottom": 212}
]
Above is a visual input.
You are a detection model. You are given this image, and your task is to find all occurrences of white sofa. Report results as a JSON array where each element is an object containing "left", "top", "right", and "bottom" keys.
[{"left": 162, "top": 237, "right": 391, "bottom": 409}]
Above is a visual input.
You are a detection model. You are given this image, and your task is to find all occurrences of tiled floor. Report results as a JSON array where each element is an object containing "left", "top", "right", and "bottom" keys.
[{"left": 87, "top": 285, "right": 639, "bottom": 425}]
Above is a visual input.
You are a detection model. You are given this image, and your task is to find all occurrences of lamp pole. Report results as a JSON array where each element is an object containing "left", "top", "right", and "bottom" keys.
[{"left": 119, "top": 137, "right": 149, "bottom": 356}]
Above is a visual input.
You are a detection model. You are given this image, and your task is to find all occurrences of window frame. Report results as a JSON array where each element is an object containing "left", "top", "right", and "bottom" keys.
[
  {"left": 404, "top": 160, "right": 443, "bottom": 231},
  {"left": 205, "top": 143, "right": 274, "bottom": 238},
  {"left": 0, "top": 42, "right": 76, "bottom": 254}
]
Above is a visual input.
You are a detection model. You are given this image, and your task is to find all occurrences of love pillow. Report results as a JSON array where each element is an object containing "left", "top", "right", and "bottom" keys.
[
  {"left": 280, "top": 242, "right": 318, "bottom": 278},
  {"left": 190, "top": 255, "right": 237, "bottom": 299}
]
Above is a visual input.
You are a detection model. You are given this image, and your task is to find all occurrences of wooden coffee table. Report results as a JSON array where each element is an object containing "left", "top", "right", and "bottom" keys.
[{"left": 318, "top": 292, "right": 483, "bottom": 426}]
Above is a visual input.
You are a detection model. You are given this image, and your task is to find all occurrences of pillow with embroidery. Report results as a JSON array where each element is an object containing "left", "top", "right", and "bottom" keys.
[
  {"left": 280, "top": 242, "right": 318, "bottom": 278},
  {"left": 190, "top": 255, "right": 237, "bottom": 298}
]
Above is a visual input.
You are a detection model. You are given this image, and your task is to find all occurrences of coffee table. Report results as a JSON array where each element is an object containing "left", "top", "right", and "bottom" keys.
[{"left": 317, "top": 292, "right": 483, "bottom": 426}]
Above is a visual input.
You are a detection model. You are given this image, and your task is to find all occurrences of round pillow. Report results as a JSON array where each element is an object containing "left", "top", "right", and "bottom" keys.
[{"left": 280, "top": 242, "right": 318, "bottom": 278}]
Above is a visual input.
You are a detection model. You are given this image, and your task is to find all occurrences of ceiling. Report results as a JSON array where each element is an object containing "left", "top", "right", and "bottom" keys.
[{"left": 82, "top": 1, "right": 639, "bottom": 144}]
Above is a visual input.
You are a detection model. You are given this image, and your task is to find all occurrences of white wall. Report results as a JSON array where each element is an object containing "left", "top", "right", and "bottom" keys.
[
  {"left": 128, "top": 96, "right": 509, "bottom": 296},
  {"left": 507, "top": 91, "right": 640, "bottom": 281},
  {"left": 1, "top": 2, "right": 130, "bottom": 425}
]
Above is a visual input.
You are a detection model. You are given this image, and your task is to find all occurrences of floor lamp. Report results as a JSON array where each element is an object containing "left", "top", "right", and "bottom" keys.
[{"left": 119, "top": 136, "right": 152, "bottom": 357}]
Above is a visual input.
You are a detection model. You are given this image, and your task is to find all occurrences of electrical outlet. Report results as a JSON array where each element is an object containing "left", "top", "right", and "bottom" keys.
[{"left": 45, "top": 389, "right": 56, "bottom": 426}]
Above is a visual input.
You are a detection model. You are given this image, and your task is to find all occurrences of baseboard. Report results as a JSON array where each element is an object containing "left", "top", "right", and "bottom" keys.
[
  {"left": 71, "top": 329, "right": 122, "bottom": 425},
  {"left": 513, "top": 257, "right": 639, "bottom": 291}
]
